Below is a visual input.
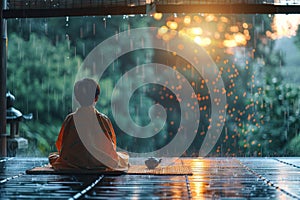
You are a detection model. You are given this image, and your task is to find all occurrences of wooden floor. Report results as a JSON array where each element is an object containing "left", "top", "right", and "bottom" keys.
[{"left": 0, "top": 157, "right": 300, "bottom": 199}]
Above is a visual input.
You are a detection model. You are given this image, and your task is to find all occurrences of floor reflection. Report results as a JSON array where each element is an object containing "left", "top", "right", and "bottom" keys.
[
  {"left": 87, "top": 175, "right": 189, "bottom": 199},
  {"left": 186, "top": 158, "right": 284, "bottom": 199},
  {"left": 0, "top": 157, "right": 299, "bottom": 199}
]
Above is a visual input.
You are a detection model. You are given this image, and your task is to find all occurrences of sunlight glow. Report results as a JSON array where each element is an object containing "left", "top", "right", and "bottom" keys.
[
  {"left": 269, "top": 14, "right": 300, "bottom": 39},
  {"left": 158, "top": 26, "right": 168, "bottom": 35},
  {"left": 155, "top": 14, "right": 251, "bottom": 48},
  {"left": 167, "top": 21, "right": 178, "bottom": 30},
  {"left": 194, "top": 36, "right": 211, "bottom": 47},
  {"left": 234, "top": 33, "right": 247, "bottom": 45},
  {"left": 156, "top": 12, "right": 300, "bottom": 43},
  {"left": 153, "top": 13, "right": 163, "bottom": 21},
  {"left": 190, "top": 160, "right": 207, "bottom": 199},
  {"left": 184, "top": 16, "right": 192, "bottom": 25},
  {"left": 189, "top": 27, "right": 203, "bottom": 35},
  {"left": 223, "top": 40, "right": 237, "bottom": 48}
]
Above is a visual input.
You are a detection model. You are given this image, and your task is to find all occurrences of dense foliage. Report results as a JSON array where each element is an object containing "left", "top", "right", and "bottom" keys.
[{"left": 6, "top": 14, "right": 300, "bottom": 157}]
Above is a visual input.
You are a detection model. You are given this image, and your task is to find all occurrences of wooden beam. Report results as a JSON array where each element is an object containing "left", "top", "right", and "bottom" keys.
[
  {"left": 3, "top": 3, "right": 300, "bottom": 18},
  {"left": 2, "top": 6, "right": 147, "bottom": 18},
  {"left": 156, "top": 4, "right": 300, "bottom": 14}
]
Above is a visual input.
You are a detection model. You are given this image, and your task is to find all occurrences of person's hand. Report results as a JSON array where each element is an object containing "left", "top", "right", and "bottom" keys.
[{"left": 48, "top": 152, "right": 60, "bottom": 165}]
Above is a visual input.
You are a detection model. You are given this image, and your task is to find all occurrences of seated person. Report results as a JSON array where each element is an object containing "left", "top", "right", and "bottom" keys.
[{"left": 49, "top": 78, "right": 129, "bottom": 170}]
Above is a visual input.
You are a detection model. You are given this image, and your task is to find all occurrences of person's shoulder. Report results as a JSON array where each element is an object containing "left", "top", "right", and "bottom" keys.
[
  {"left": 95, "top": 110, "right": 110, "bottom": 121},
  {"left": 66, "top": 112, "right": 75, "bottom": 118},
  {"left": 64, "top": 112, "right": 75, "bottom": 121}
]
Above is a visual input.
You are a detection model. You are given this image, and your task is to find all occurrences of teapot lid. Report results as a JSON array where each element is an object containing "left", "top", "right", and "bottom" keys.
[{"left": 147, "top": 157, "right": 158, "bottom": 160}]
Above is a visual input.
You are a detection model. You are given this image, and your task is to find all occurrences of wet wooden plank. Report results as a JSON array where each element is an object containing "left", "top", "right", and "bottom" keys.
[
  {"left": 0, "top": 157, "right": 299, "bottom": 199},
  {"left": 84, "top": 175, "right": 189, "bottom": 199},
  {"left": 240, "top": 157, "right": 300, "bottom": 199},
  {"left": 186, "top": 158, "right": 286, "bottom": 199}
]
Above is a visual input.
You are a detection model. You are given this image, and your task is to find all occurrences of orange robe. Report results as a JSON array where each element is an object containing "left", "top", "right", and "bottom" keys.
[{"left": 49, "top": 107, "right": 129, "bottom": 170}]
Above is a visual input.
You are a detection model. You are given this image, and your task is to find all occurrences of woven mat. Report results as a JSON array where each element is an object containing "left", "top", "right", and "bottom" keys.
[
  {"left": 127, "top": 165, "right": 192, "bottom": 175},
  {"left": 26, "top": 164, "right": 192, "bottom": 175}
]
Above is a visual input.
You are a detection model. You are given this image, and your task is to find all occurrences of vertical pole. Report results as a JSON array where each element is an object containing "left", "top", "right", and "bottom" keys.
[{"left": 0, "top": 0, "right": 7, "bottom": 157}]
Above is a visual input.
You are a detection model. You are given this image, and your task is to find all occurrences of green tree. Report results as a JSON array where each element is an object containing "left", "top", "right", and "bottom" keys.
[
  {"left": 238, "top": 15, "right": 300, "bottom": 156},
  {"left": 7, "top": 33, "right": 80, "bottom": 155},
  {"left": 7, "top": 16, "right": 170, "bottom": 155},
  {"left": 240, "top": 80, "right": 300, "bottom": 156}
]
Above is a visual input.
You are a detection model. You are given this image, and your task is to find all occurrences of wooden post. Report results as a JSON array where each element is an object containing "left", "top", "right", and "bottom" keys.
[{"left": 0, "top": 0, "right": 7, "bottom": 157}]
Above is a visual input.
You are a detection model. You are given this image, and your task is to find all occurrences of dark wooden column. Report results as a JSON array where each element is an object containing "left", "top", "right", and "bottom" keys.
[{"left": 0, "top": 0, "right": 7, "bottom": 157}]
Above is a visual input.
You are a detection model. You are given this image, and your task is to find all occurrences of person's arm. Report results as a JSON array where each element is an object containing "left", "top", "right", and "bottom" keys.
[
  {"left": 55, "top": 116, "right": 69, "bottom": 152},
  {"left": 97, "top": 112, "right": 117, "bottom": 149},
  {"left": 55, "top": 126, "right": 64, "bottom": 152},
  {"left": 105, "top": 117, "right": 129, "bottom": 169},
  {"left": 107, "top": 118, "right": 117, "bottom": 150}
]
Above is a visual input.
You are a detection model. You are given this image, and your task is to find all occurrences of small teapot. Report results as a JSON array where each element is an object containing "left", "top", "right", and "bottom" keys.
[{"left": 145, "top": 157, "right": 162, "bottom": 169}]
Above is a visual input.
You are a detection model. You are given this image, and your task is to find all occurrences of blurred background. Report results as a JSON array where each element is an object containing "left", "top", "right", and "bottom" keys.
[{"left": 6, "top": 12, "right": 300, "bottom": 157}]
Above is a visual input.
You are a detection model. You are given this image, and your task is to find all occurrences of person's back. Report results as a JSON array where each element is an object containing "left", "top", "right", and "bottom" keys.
[{"left": 49, "top": 78, "right": 129, "bottom": 170}]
